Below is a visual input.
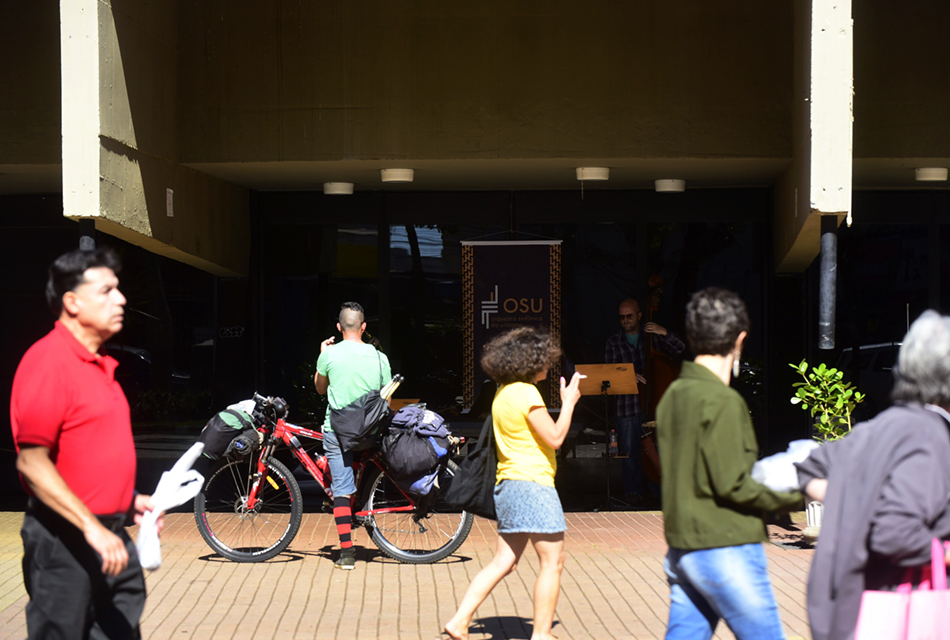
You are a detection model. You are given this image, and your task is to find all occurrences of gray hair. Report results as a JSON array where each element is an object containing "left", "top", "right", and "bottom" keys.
[{"left": 892, "top": 310, "right": 950, "bottom": 407}]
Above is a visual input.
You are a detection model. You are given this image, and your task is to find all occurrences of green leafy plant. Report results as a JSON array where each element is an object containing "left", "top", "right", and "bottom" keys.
[{"left": 790, "top": 359, "right": 865, "bottom": 441}]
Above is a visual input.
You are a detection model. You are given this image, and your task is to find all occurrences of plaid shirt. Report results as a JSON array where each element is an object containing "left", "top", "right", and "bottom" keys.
[{"left": 605, "top": 330, "right": 685, "bottom": 417}]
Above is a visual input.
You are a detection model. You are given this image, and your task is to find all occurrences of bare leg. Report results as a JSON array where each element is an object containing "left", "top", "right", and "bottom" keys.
[
  {"left": 529, "top": 533, "right": 566, "bottom": 640},
  {"left": 442, "top": 533, "right": 529, "bottom": 640}
]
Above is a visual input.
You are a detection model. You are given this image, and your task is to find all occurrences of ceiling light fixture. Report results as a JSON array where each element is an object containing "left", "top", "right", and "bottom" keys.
[
  {"left": 323, "top": 182, "right": 354, "bottom": 195},
  {"left": 576, "top": 167, "right": 610, "bottom": 181},
  {"left": 655, "top": 179, "right": 686, "bottom": 193},
  {"left": 381, "top": 168, "right": 414, "bottom": 183},
  {"left": 915, "top": 167, "right": 948, "bottom": 182}
]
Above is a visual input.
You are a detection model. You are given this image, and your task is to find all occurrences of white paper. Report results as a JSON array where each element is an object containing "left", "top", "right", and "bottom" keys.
[{"left": 136, "top": 442, "right": 205, "bottom": 571}]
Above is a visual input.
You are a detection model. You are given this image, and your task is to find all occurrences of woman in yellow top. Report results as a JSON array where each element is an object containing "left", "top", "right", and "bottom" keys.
[{"left": 443, "top": 326, "right": 582, "bottom": 640}]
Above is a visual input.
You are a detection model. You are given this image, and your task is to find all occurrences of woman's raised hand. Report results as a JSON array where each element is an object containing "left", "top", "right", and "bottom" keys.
[{"left": 560, "top": 372, "right": 583, "bottom": 407}]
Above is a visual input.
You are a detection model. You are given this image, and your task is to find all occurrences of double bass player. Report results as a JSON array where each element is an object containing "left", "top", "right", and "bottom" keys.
[{"left": 605, "top": 297, "right": 685, "bottom": 505}]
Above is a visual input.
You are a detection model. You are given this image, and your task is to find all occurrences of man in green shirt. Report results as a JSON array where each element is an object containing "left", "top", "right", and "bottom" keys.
[
  {"left": 315, "top": 302, "right": 391, "bottom": 570},
  {"left": 657, "top": 288, "right": 800, "bottom": 640}
]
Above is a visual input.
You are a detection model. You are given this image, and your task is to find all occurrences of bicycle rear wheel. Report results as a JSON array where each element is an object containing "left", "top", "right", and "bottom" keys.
[
  {"left": 194, "top": 456, "right": 303, "bottom": 562},
  {"left": 364, "top": 459, "right": 474, "bottom": 564}
]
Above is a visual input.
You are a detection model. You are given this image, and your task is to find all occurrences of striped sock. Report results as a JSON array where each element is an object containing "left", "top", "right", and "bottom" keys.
[{"left": 333, "top": 497, "right": 352, "bottom": 549}]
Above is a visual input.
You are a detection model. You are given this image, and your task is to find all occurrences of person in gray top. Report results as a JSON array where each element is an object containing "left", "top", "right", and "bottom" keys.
[{"left": 797, "top": 310, "right": 950, "bottom": 640}]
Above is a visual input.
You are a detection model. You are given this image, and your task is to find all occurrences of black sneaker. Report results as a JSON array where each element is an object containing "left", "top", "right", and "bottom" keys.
[{"left": 334, "top": 548, "right": 356, "bottom": 571}]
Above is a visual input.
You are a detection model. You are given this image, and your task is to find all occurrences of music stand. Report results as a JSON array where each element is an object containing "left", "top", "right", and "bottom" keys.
[{"left": 575, "top": 364, "right": 639, "bottom": 510}]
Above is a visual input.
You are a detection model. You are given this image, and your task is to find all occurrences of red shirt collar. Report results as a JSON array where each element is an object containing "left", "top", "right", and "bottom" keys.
[{"left": 53, "top": 320, "right": 119, "bottom": 378}]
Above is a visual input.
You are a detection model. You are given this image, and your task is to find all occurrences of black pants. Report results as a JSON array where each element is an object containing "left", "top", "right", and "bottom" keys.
[{"left": 21, "top": 503, "right": 146, "bottom": 640}]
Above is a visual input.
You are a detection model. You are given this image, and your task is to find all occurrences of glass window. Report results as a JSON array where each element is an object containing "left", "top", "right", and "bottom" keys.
[
  {"left": 832, "top": 223, "right": 929, "bottom": 419},
  {"left": 261, "top": 223, "right": 382, "bottom": 423},
  {"left": 647, "top": 221, "right": 765, "bottom": 430},
  {"left": 387, "top": 223, "right": 505, "bottom": 415}
]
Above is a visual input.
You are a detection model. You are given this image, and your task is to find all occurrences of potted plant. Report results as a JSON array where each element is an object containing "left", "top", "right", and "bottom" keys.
[
  {"left": 790, "top": 360, "right": 865, "bottom": 441},
  {"left": 789, "top": 359, "right": 865, "bottom": 542}
]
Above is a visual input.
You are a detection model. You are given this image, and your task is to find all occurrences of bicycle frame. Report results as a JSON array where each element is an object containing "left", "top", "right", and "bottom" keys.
[
  {"left": 245, "top": 417, "right": 415, "bottom": 519},
  {"left": 195, "top": 394, "right": 475, "bottom": 564}
]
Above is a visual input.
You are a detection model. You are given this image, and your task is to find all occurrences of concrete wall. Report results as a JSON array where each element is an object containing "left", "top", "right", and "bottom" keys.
[
  {"left": 774, "top": 0, "right": 814, "bottom": 273},
  {"left": 177, "top": 1, "right": 795, "bottom": 163},
  {"left": 853, "top": 0, "right": 950, "bottom": 158},
  {"left": 95, "top": 0, "right": 250, "bottom": 276},
  {"left": 8, "top": 2, "right": 950, "bottom": 277},
  {"left": 0, "top": 3, "right": 61, "bottom": 164}
]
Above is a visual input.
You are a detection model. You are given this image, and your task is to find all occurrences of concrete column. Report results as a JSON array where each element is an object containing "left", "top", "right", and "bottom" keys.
[
  {"left": 810, "top": 0, "right": 853, "bottom": 224},
  {"left": 775, "top": 0, "right": 852, "bottom": 274},
  {"left": 60, "top": 0, "right": 100, "bottom": 223}
]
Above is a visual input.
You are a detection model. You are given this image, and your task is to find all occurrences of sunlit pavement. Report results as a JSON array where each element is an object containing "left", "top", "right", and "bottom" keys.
[{"left": 0, "top": 509, "right": 813, "bottom": 640}]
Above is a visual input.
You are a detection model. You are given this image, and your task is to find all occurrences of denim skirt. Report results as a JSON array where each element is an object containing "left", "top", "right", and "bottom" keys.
[{"left": 494, "top": 479, "right": 567, "bottom": 534}]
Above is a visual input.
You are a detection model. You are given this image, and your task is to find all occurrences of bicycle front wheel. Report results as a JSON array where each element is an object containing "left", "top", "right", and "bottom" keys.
[
  {"left": 364, "top": 459, "right": 474, "bottom": 564},
  {"left": 194, "top": 456, "right": 303, "bottom": 562}
]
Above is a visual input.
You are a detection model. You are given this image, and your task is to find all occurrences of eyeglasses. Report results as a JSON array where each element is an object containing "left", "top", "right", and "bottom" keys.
[{"left": 619, "top": 313, "right": 638, "bottom": 319}]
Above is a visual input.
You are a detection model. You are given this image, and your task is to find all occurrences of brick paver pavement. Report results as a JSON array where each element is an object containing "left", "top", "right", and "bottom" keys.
[{"left": 0, "top": 510, "right": 812, "bottom": 639}]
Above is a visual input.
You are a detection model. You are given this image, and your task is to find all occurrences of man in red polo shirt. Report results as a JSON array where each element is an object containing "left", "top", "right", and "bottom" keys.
[{"left": 11, "top": 247, "right": 158, "bottom": 640}]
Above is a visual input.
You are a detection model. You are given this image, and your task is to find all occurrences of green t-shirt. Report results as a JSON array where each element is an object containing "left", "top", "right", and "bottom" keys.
[{"left": 316, "top": 341, "right": 392, "bottom": 432}]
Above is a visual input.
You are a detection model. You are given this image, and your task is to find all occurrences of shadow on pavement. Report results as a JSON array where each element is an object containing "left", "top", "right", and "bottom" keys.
[{"left": 469, "top": 616, "right": 560, "bottom": 640}]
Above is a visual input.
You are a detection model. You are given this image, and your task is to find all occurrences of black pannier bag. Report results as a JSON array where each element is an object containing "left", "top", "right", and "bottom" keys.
[
  {"left": 382, "top": 406, "right": 452, "bottom": 482},
  {"left": 197, "top": 408, "right": 259, "bottom": 460}
]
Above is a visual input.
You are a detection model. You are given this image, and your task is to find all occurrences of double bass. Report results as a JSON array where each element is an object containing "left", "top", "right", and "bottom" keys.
[{"left": 641, "top": 275, "right": 680, "bottom": 483}]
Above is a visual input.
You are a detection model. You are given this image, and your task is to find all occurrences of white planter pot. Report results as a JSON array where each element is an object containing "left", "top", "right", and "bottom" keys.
[{"left": 804, "top": 500, "right": 823, "bottom": 545}]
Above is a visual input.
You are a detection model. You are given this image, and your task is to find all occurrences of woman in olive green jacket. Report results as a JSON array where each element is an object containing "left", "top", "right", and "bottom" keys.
[{"left": 657, "top": 288, "right": 801, "bottom": 640}]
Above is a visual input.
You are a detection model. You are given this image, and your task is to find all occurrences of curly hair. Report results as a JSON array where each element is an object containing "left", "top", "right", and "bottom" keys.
[
  {"left": 480, "top": 326, "right": 561, "bottom": 385},
  {"left": 685, "top": 287, "right": 750, "bottom": 356}
]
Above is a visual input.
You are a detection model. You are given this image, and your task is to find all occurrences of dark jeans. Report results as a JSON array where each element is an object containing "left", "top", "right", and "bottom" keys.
[
  {"left": 21, "top": 503, "right": 145, "bottom": 640},
  {"left": 615, "top": 414, "right": 659, "bottom": 497}
]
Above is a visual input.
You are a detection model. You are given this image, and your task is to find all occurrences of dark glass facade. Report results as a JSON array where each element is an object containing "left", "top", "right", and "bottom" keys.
[{"left": 4, "top": 188, "right": 950, "bottom": 500}]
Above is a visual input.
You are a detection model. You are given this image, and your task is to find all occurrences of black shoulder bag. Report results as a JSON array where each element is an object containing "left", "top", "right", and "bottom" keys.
[
  {"left": 441, "top": 415, "right": 497, "bottom": 520},
  {"left": 330, "top": 350, "right": 393, "bottom": 451}
]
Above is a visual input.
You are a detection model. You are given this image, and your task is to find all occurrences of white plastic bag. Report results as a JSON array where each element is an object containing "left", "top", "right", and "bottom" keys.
[
  {"left": 136, "top": 442, "right": 205, "bottom": 571},
  {"left": 751, "top": 439, "right": 819, "bottom": 493}
]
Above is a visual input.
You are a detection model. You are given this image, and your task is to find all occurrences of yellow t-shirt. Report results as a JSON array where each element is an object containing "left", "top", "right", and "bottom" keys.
[{"left": 493, "top": 382, "right": 557, "bottom": 487}]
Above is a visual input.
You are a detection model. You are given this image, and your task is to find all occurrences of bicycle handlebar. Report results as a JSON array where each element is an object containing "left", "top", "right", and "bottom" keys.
[{"left": 251, "top": 392, "right": 289, "bottom": 423}]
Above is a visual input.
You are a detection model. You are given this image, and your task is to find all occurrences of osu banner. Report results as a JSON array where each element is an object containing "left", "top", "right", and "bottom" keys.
[{"left": 462, "top": 241, "right": 561, "bottom": 409}]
